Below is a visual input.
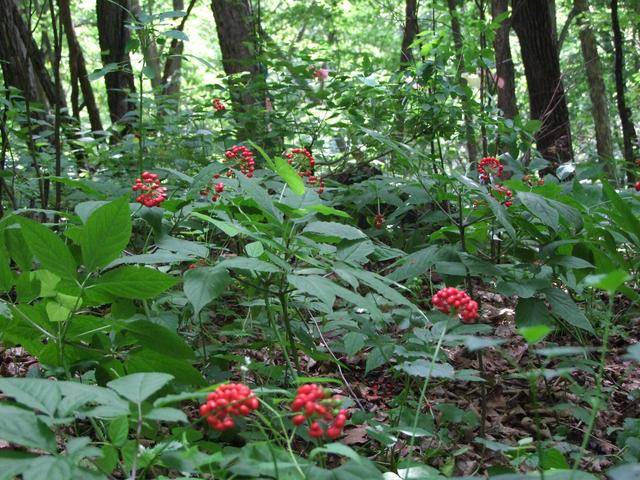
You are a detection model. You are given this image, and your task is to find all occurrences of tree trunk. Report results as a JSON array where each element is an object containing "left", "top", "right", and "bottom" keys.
[
  {"left": 491, "top": 0, "right": 518, "bottom": 119},
  {"left": 211, "top": 0, "right": 268, "bottom": 143},
  {"left": 610, "top": 0, "right": 638, "bottom": 185},
  {"left": 0, "top": 0, "right": 43, "bottom": 105},
  {"left": 7, "top": 0, "right": 64, "bottom": 111},
  {"left": 447, "top": 0, "right": 478, "bottom": 165},
  {"left": 162, "top": 0, "right": 197, "bottom": 97},
  {"left": 512, "top": 0, "right": 573, "bottom": 164},
  {"left": 58, "top": 0, "right": 103, "bottom": 132},
  {"left": 400, "top": 0, "right": 419, "bottom": 66},
  {"left": 574, "top": 0, "right": 613, "bottom": 171},
  {"left": 96, "top": 0, "right": 136, "bottom": 126}
]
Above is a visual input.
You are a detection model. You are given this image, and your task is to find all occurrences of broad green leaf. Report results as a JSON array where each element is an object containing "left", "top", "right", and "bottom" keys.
[
  {"left": 107, "top": 372, "right": 174, "bottom": 404},
  {"left": 218, "top": 256, "right": 281, "bottom": 273},
  {"left": 0, "top": 404, "right": 56, "bottom": 452},
  {"left": 519, "top": 324, "right": 552, "bottom": 344},
  {"left": 387, "top": 245, "right": 438, "bottom": 282},
  {"left": 305, "top": 205, "right": 351, "bottom": 218},
  {"left": 518, "top": 191, "right": 559, "bottom": 230},
  {"left": 608, "top": 463, "right": 640, "bottom": 480},
  {"left": 108, "top": 416, "right": 129, "bottom": 447},
  {"left": 0, "top": 378, "right": 61, "bottom": 417},
  {"left": 583, "top": 270, "right": 629, "bottom": 293},
  {"left": 398, "top": 360, "right": 455, "bottom": 379},
  {"left": 82, "top": 197, "right": 132, "bottom": 272},
  {"left": 0, "top": 452, "right": 37, "bottom": 480},
  {"left": 183, "top": 266, "right": 232, "bottom": 315},
  {"left": 273, "top": 156, "right": 305, "bottom": 195},
  {"left": 125, "top": 320, "right": 195, "bottom": 359},
  {"left": 146, "top": 407, "right": 188, "bottom": 423},
  {"left": 190, "top": 212, "right": 240, "bottom": 237},
  {"left": 18, "top": 218, "right": 76, "bottom": 280},
  {"left": 543, "top": 288, "right": 593, "bottom": 333},
  {"left": 303, "top": 221, "right": 366, "bottom": 241},
  {"left": 125, "top": 349, "right": 205, "bottom": 386},
  {"left": 237, "top": 175, "right": 283, "bottom": 222},
  {"left": 245, "top": 241, "right": 264, "bottom": 258},
  {"left": 287, "top": 273, "right": 383, "bottom": 319},
  {"left": 89, "top": 266, "right": 178, "bottom": 300},
  {"left": 515, "top": 297, "right": 554, "bottom": 329}
]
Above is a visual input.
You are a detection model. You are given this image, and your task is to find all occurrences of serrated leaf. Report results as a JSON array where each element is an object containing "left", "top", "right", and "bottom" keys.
[
  {"left": 89, "top": 266, "right": 178, "bottom": 300},
  {"left": 18, "top": 218, "right": 77, "bottom": 280},
  {"left": 183, "top": 266, "right": 232, "bottom": 315}
]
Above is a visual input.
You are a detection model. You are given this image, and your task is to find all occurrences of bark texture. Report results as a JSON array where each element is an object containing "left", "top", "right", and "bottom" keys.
[
  {"left": 512, "top": 0, "right": 573, "bottom": 164},
  {"left": 0, "top": 0, "right": 42, "bottom": 104},
  {"left": 400, "top": 0, "right": 419, "bottom": 66},
  {"left": 491, "top": 0, "right": 518, "bottom": 119},
  {"left": 97, "top": 0, "right": 136, "bottom": 125},
  {"left": 211, "top": 0, "right": 269, "bottom": 143},
  {"left": 610, "top": 0, "right": 638, "bottom": 184},
  {"left": 58, "top": 0, "right": 103, "bottom": 131},
  {"left": 574, "top": 0, "right": 613, "bottom": 168}
]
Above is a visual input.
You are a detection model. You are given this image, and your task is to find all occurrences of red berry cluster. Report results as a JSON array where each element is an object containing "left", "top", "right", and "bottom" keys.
[
  {"left": 291, "top": 384, "right": 347, "bottom": 439},
  {"left": 132, "top": 171, "right": 167, "bottom": 207},
  {"left": 431, "top": 287, "right": 479, "bottom": 323},
  {"left": 635, "top": 181, "right": 640, "bottom": 192},
  {"left": 374, "top": 213, "right": 385, "bottom": 229},
  {"left": 212, "top": 98, "right": 225, "bottom": 111},
  {"left": 492, "top": 184, "right": 513, "bottom": 208},
  {"left": 478, "top": 157, "right": 504, "bottom": 183},
  {"left": 200, "top": 179, "right": 225, "bottom": 202},
  {"left": 224, "top": 145, "right": 255, "bottom": 178},
  {"left": 199, "top": 383, "right": 260, "bottom": 431},
  {"left": 284, "top": 148, "right": 324, "bottom": 194}
]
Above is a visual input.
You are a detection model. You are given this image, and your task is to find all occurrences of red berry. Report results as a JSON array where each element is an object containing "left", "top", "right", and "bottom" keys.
[{"left": 293, "top": 415, "right": 306, "bottom": 426}]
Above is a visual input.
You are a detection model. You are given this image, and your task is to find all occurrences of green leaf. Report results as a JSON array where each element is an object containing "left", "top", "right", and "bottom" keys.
[
  {"left": 146, "top": 407, "right": 188, "bottom": 423},
  {"left": 305, "top": 205, "right": 351, "bottom": 218},
  {"left": 343, "top": 332, "right": 366, "bottom": 356},
  {"left": 125, "top": 349, "right": 205, "bottom": 386},
  {"left": 0, "top": 451, "right": 37, "bottom": 480},
  {"left": 190, "top": 213, "right": 240, "bottom": 237},
  {"left": 607, "top": 463, "right": 640, "bottom": 480},
  {"left": 218, "top": 256, "right": 281, "bottom": 273},
  {"left": 583, "top": 270, "right": 629, "bottom": 293},
  {"left": 398, "top": 360, "right": 455, "bottom": 379},
  {"left": 245, "top": 241, "right": 264, "bottom": 258},
  {"left": 18, "top": 218, "right": 76, "bottom": 280},
  {"left": 107, "top": 373, "right": 174, "bottom": 404},
  {"left": 515, "top": 297, "right": 554, "bottom": 330},
  {"left": 183, "top": 266, "right": 232, "bottom": 315},
  {"left": 519, "top": 325, "right": 552, "bottom": 344},
  {"left": 0, "top": 378, "right": 61, "bottom": 417},
  {"left": 543, "top": 288, "right": 593, "bottom": 333},
  {"left": 273, "top": 156, "right": 305, "bottom": 195},
  {"left": 89, "top": 266, "right": 178, "bottom": 300},
  {"left": 518, "top": 191, "right": 559, "bottom": 230},
  {"left": 237, "top": 175, "right": 283, "bottom": 222},
  {"left": 108, "top": 416, "right": 129, "bottom": 447},
  {"left": 163, "top": 29, "right": 188, "bottom": 41},
  {"left": 0, "top": 404, "right": 56, "bottom": 452},
  {"left": 303, "top": 221, "right": 366, "bottom": 241},
  {"left": 82, "top": 197, "right": 132, "bottom": 272},
  {"left": 125, "top": 320, "right": 195, "bottom": 359},
  {"left": 387, "top": 245, "right": 438, "bottom": 282}
]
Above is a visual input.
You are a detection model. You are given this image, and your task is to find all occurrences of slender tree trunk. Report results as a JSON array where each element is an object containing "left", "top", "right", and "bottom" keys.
[
  {"left": 447, "top": 0, "right": 478, "bottom": 165},
  {"left": 58, "top": 0, "right": 103, "bottom": 132},
  {"left": 211, "top": 0, "right": 268, "bottom": 143},
  {"left": 610, "top": 0, "right": 638, "bottom": 185},
  {"left": 162, "top": 0, "right": 197, "bottom": 97},
  {"left": 574, "top": 0, "right": 613, "bottom": 172},
  {"left": 491, "top": 0, "right": 518, "bottom": 119},
  {"left": 96, "top": 0, "right": 136, "bottom": 126},
  {"left": 7, "top": 0, "right": 64, "bottom": 111},
  {"left": 400, "top": 0, "right": 419, "bottom": 66},
  {"left": 512, "top": 0, "right": 573, "bottom": 165}
]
